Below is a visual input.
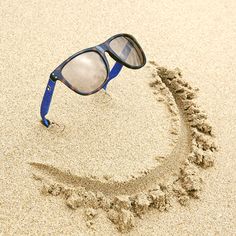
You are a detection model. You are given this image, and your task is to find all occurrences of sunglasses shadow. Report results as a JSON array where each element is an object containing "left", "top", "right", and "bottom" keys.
[{"left": 90, "top": 88, "right": 113, "bottom": 105}]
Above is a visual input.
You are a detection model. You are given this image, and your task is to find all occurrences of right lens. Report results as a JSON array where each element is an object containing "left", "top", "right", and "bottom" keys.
[
  {"left": 61, "top": 51, "right": 107, "bottom": 94},
  {"left": 109, "top": 36, "right": 145, "bottom": 67}
]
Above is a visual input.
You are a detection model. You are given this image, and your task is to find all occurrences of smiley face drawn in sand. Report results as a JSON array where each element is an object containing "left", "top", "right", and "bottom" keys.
[{"left": 31, "top": 62, "right": 218, "bottom": 232}]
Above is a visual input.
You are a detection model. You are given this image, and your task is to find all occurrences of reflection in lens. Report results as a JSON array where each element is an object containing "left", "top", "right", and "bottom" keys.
[
  {"left": 61, "top": 52, "right": 107, "bottom": 94},
  {"left": 109, "top": 36, "right": 144, "bottom": 67}
]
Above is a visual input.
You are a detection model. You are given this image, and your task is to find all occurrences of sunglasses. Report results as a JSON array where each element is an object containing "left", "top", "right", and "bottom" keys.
[{"left": 40, "top": 33, "right": 146, "bottom": 127}]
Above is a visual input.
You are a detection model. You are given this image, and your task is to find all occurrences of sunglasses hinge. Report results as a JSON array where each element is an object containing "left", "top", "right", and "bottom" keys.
[{"left": 50, "top": 72, "right": 58, "bottom": 81}]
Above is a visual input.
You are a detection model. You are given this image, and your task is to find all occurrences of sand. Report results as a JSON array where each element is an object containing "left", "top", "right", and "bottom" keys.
[{"left": 0, "top": 0, "right": 236, "bottom": 235}]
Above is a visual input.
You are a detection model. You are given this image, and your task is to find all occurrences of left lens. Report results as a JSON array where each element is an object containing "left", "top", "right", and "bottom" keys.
[
  {"left": 61, "top": 51, "right": 107, "bottom": 94},
  {"left": 109, "top": 36, "right": 145, "bottom": 67}
]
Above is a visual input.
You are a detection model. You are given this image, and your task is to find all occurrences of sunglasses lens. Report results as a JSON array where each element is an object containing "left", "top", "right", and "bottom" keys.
[
  {"left": 109, "top": 36, "right": 145, "bottom": 67},
  {"left": 62, "top": 52, "right": 107, "bottom": 94}
]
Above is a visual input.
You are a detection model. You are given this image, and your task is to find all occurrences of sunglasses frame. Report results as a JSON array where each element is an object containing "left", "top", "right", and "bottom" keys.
[
  {"left": 50, "top": 33, "right": 146, "bottom": 96},
  {"left": 40, "top": 33, "right": 146, "bottom": 127}
]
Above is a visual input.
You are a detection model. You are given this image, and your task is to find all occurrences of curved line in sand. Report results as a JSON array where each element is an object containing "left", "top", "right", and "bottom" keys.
[
  {"left": 30, "top": 67, "right": 192, "bottom": 196},
  {"left": 30, "top": 64, "right": 218, "bottom": 233}
]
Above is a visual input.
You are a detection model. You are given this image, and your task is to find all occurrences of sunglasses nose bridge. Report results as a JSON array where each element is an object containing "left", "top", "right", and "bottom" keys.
[{"left": 96, "top": 43, "right": 108, "bottom": 53}]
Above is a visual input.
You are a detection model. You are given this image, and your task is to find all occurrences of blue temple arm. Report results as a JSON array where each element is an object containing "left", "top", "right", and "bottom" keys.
[
  {"left": 40, "top": 78, "right": 56, "bottom": 127},
  {"left": 103, "top": 41, "right": 132, "bottom": 90},
  {"left": 103, "top": 62, "right": 123, "bottom": 90}
]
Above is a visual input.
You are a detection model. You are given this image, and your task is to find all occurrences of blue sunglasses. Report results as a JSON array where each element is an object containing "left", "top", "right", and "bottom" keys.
[{"left": 40, "top": 33, "right": 146, "bottom": 127}]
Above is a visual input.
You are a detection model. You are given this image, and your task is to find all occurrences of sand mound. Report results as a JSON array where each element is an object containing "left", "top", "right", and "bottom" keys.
[{"left": 31, "top": 62, "right": 218, "bottom": 232}]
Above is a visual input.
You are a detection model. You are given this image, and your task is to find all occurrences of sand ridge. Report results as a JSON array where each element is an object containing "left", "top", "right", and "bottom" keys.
[{"left": 31, "top": 62, "right": 218, "bottom": 232}]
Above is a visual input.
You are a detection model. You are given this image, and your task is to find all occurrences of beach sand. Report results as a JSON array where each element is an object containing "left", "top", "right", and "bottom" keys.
[{"left": 0, "top": 0, "right": 236, "bottom": 235}]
